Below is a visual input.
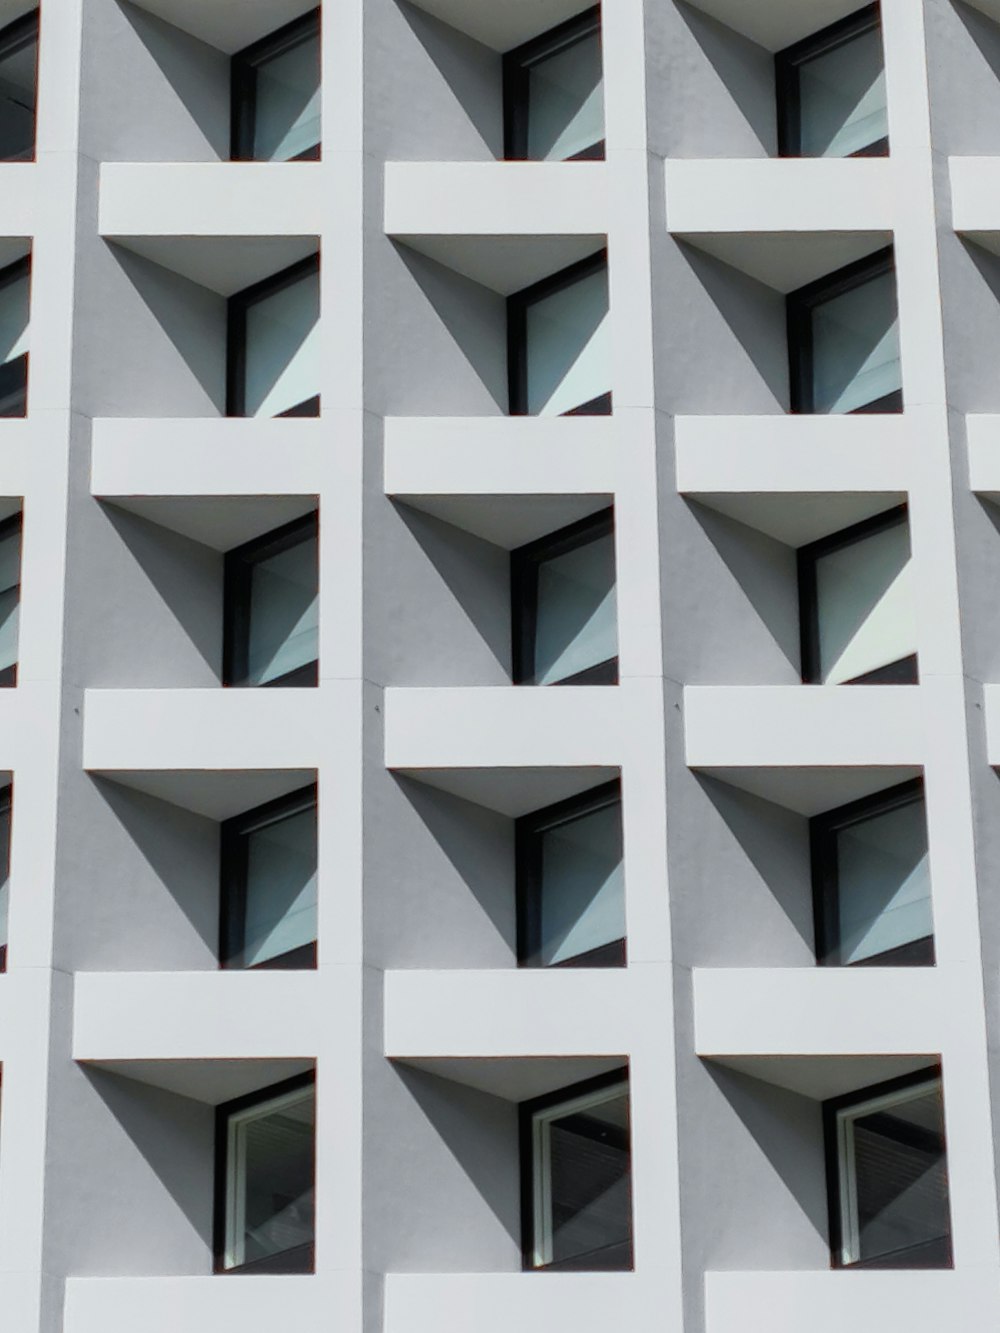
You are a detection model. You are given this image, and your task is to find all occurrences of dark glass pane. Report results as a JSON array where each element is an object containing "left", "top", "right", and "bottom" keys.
[
  {"left": 526, "top": 28, "right": 603, "bottom": 161},
  {"left": 0, "top": 24, "right": 36, "bottom": 162},
  {"left": 798, "top": 24, "right": 886, "bottom": 158},
  {"left": 849, "top": 1086, "right": 951, "bottom": 1267},
  {"left": 253, "top": 29, "right": 320, "bottom": 162},
  {"left": 245, "top": 533, "right": 318, "bottom": 686},
  {"left": 811, "top": 270, "right": 900, "bottom": 414},
  {"left": 525, "top": 265, "right": 609, "bottom": 416},
  {"left": 834, "top": 797, "right": 932, "bottom": 966},
  {"left": 237, "top": 804, "right": 317, "bottom": 969},
  {"left": 227, "top": 1085, "right": 315, "bottom": 1271},
  {"left": 532, "top": 530, "right": 616, "bottom": 684},
  {"left": 243, "top": 269, "right": 319, "bottom": 419},
  {"left": 539, "top": 800, "right": 624, "bottom": 966}
]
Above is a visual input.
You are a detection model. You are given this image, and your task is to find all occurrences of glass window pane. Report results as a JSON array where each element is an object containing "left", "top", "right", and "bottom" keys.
[
  {"left": 244, "top": 270, "right": 319, "bottom": 418},
  {"left": 226, "top": 1085, "right": 315, "bottom": 1270},
  {"left": 539, "top": 801, "right": 624, "bottom": 965},
  {"left": 533, "top": 531, "right": 616, "bottom": 685},
  {"left": 815, "top": 520, "right": 914, "bottom": 685},
  {"left": 835, "top": 798, "right": 932, "bottom": 965},
  {"left": 527, "top": 30, "right": 604, "bottom": 161},
  {"left": 253, "top": 31, "right": 321, "bottom": 162},
  {"left": 0, "top": 270, "right": 29, "bottom": 368},
  {"left": 0, "top": 790, "right": 11, "bottom": 959},
  {"left": 246, "top": 533, "right": 318, "bottom": 686},
  {"left": 0, "top": 28, "right": 36, "bottom": 162},
  {"left": 799, "top": 26, "right": 887, "bottom": 158},
  {"left": 533, "top": 1083, "right": 632, "bottom": 1270},
  {"left": 526, "top": 266, "right": 609, "bottom": 416},
  {"left": 840, "top": 1083, "right": 951, "bottom": 1267},
  {"left": 811, "top": 269, "right": 901, "bottom": 414},
  {"left": 238, "top": 804, "right": 317, "bottom": 969}
]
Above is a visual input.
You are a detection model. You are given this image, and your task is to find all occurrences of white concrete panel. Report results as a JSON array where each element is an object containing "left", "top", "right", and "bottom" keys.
[{"left": 385, "top": 1273, "right": 645, "bottom": 1333}]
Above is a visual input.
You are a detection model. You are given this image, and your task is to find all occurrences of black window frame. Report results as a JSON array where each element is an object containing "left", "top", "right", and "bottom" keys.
[
  {"left": 811, "top": 776, "right": 933, "bottom": 967},
  {"left": 519, "top": 1066, "right": 633, "bottom": 1272},
  {"left": 231, "top": 8, "right": 321, "bottom": 163},
  {"left": 776, "top": 3, "right": 887, "bottom": 160},
  {"left": 0, "top": 780, "right": 11, "bottom": 972},
  {"left": 213, "top": 1069, "right": 317, "bottom": 1276},
  {"left": 787, "top": 245, "right": 900, "bottom": 416},
  {"left": 503, "top": 5, "right": 604, "bottom": 163},
  {"left": 516, "top": 778, "right": 624, "bottom": 969},
  {"left": 798, "top": 504, "right": 916, "bottom": 686},
  {"left": 511, "top": 506, "right": 617, "bottom": 687},
  {"left": 823, "top": 1065, "right": 952, "bottom": 1271},
  {"left": 226, "top": 253, "right": 320, "bottom": 420},
  {"left": 0, "top": 9, "right": 39, "bottom": 165},
  {"left": 223, "top": 510, "right": 319, "bottom": 689},
  {"left": 219, "top": 782, "right": 318, "bottom": 971},
  {"left": 0, "top": 255, "right": 29, "bottom": 419},
  {"left": 507, "top": 248, "right": 610, "bottom": 418}
]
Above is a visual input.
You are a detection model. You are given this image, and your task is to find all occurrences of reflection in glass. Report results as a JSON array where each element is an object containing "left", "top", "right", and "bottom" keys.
[
  {"left": 814, "top": 517, "right": 914, "bottom": 685},
  {"left": 529, "top": 1078, "right": 632, "bottom": 1270},
  {"left": 253, "top": 27, "right": 320, "bottom": 162},
  {"left": 834, "top": 795, "right": 931, "bottom": 965},
  {"left": 224, "top": 1082, "right": 315, "bottom": 1272},
  {"left": 243, "top": 267, "right": 320, "bottom": 419},
  {"left": 799, "top": 23, "right": 887, "bottom": 158},
  {"left": 245, "top": 533, "right": 318, "bottom": 687},
  {"left": 835, "top": 1078, "right": 951, "bottom": 1269},
  {"left": 0, "top": 261, "right": 29, "bottom": 418},
  {"left": 533, "top": 529, "right": 616, "bottom": 685},
  {"left": 526, "top": 26, "right": 604, "bottom": 162},
  {"left": 812, "top": 268, "right": 900, "bottom": 414},
  {"left": 524, "top": 264, "right": 609, "bottom": 417},
  {"left": 238, "top": 802, "right": 317, "bottom": 970},
  {"left": 538, "top": 799, "right": 624, "bottom": 966},
  {"left": 0, "top": 13, "right": 37, "bottom": 163},
  {"left": 0, "top": 519, "right": 20, "bottom": 685}
]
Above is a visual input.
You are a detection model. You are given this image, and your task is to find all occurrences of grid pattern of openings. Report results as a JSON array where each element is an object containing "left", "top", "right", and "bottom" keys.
[{"left": 1, "top": 1, "right": 1000, "bottom": 1332}]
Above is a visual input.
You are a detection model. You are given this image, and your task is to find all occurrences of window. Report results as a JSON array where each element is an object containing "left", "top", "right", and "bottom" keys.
[
  {"left": 0, "top": 11, "right": 37, "bottom": 163},
  {"left": 227, "top": 256, "right": 319, "bottom": 419},
  {"left": 776, "top": 4, "right": 888, "bottom": 159},
  {"left": 521, "top": 1070, "right": 632, "bottom": 1271},
  {"left": 216, "top": 1073, "right": 316, "bottom": 1275},
  {"left": 224, "top": 513, "right": 318, "bottom": 689},
  {"left": 512, "top": 508, "right": 617, "bottom": 686},
  {"left": 0, "top": 782, "right": 10, "bottom": 971},
  {"left": 517, "top": 781, "right": 624, "bottom": 968},
  {"left": 0, "top": 257, "right": 29, "bottom": 418},
  {"left": 504, "top": 7, "right": 604, "bottom": 162},
  {"left": 0, "top": 512, "right": 21, "bottom": 687},
  {"left": 787, "top": 248, "right": 901, "bottom": 415},
  {"left": 232, "top": 9, "right": 320, "bottom": 162},
  {"left": 798, "top": 506, "right": 915, "bottom": 686},
  {"left": 508, "top": 250, "right": 610, "bottom": 417},
  {"left": 220, "top": 785, "right": 317, "bottom": 970},
  {"left": 825, "top": 1070, "right": 951, "bottom": 1269},
  {"left": 812, "top": 778, "right": 932, "bottom": 967}
]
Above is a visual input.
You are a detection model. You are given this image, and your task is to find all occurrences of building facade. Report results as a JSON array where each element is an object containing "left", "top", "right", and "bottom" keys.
[{"left": 0, "top": 0, "right": 998, "bottom": 1329}]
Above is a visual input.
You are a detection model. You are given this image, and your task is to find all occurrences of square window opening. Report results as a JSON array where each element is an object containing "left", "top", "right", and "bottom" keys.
[
  {"left": 503, "top": 6, "right": 604, "bottom": 163},
  {"left": 223, "top": 511, "right": 318, "bottom": 689},
  {"left": 825, "top": 1069, "right": 952, "bottom": 1269},
  {"left": 516, "top": 779, "right": 624, "bottom": 968},
  {"left": 511, "top": 507, "right": 617, "bottom": 686},
  {"left": 220, "top": 783, "right": 318, "bottom": 971},
  {"left": 508, "top": 249, "right": 611, "bottom": 417},
  {"left": 227, "top": 255, "right": 320, "bottom": 419},
  {"left": 776, "top": 4, "right": 888, "bottom": 159},
  {"left": 798, "top": 505, "right": 916, "bottom": 686},
  {"left": 811, "top": 777, "right": 934, "bottom": 967},
  {"left": 231, "top": 8, "right": 321, "bottom": 163},
  {"left": 216, "top": 1072, "right": 316, "bottom": 1274},
  {"left": 521, "top": 1069, "right": 633, "bottom": 1272},
  {"left": 787, "top": 247, "right": 901, "bottom": 415}
]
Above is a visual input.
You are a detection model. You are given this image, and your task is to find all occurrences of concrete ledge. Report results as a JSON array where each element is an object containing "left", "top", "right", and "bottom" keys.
[
  {"left": 64, "top": 1275, "right": 341, "bottom": 1333},
  {"left": 982, "top": 684, "right": 1000, "bottom": 764},
  {"left": 705, "top": 1270, "right": 998, "bottom": 1333},
  {"left": 966, "top": 414, "right": 1000, "bottom": 496},
  {"left": 73, "top": 971, "right": 320, "bottom": 1065},
  {"left": 950, "top": 156, "right": 1000, "bottom": 239},
  {"left": 99, "top": 162, "right": 324, "bottom": 238},
  {"left": 693, "top": 968, "right": 946, "bottom": 1060},
  {"left": 385, "top": 1273, "right": 645, "bottom": 1333},
  {"left": 384, "top": 162, "right": 608, "bottom": 239},
  {"left": 83, "top": 689, "right": 322, "bottom": 773}
]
